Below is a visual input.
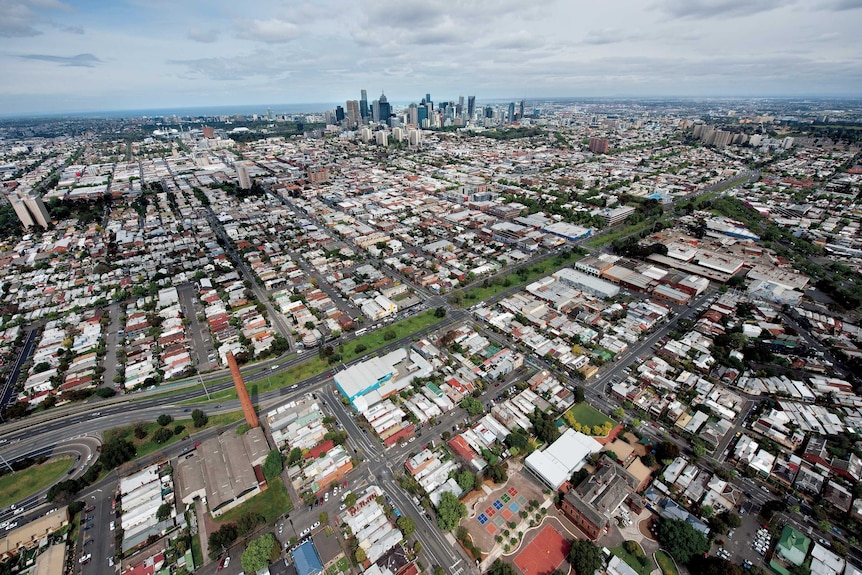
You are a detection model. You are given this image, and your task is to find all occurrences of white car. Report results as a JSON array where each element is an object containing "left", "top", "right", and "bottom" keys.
[
  {"left": 300, "top": 527, "right": 310, "bottom": 537},
  {"left": 109, "top": 521, "right": 115, "bottom": 531},
  {"left": 311, "top": 521, "right": 320, "bottom": 530}
]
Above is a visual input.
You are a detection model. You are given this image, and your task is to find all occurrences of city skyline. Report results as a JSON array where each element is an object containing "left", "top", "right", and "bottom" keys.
[{"left": 1, "top": 0, "right": 862, "bottom": 115}]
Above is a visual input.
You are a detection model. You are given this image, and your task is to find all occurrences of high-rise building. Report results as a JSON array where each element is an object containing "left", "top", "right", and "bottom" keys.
[
  {"left": 407, "top": 103, "right": 419, "bottom": 126},
  {"left": 9, "top": 191, "right": 51, "bottom": 229},
  {"left": 236, "top": 162, "right": 252, "bottom": 189},
  {"left": 378, "top": 92, "right": 391, "bottom": 125},
  {"left": 467, "top": 96, "right": 476, "bottom": 118},
  {"left": 507, "top": 102, "right": 515, "bottom": 122},
  {"left": 484, "top": 106, "right": 493, "bottom": 119},
  {"left": 335, "top": 106, "right": 345, "bottom": 123},
  {"left": 418, "top": 104, "right": 428, "bottom": 127},
  {"left": 391, "top": 127, "right": 404, "bottom": 142},
  {"left": 588, "top": 137, "right": 609, "bottom": 154},
  {"left": 371, "top": 99, "right": 380, "bottom": 122},
  {"left": 425, "top": 93, "right": 431, "bottom": 106},
  {"left": 360, "top": 89, "right": 369, "bottom": 119},
  {"left": 346, "top": 100, "right": 360, "bottom": 128},
  {"left": 375, "top": 130, "right": 388, "bottom": 147},
  {"left": 358, "top": 127, "right": 372, "bottom": 143},
  {"left": 519, "top": 100, "right": 525, "bottom": 120},
  {"left": 408, "top": 129, "right": 421, "bottom": 147}
]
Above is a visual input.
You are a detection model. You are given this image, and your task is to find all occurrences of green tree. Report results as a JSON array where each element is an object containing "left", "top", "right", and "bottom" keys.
[
  {"left": 319, "top": 512, "right": 328, "bottom": 524},
  {"left": 355, "top": 547, "right": 367, "bottom": 563},
  {"left": 191, "top": 409, "right": 208, "bottom": 428},
  {"left": 101, "top": 437, "right": 136, "bottom": 468},
  {"left": 241, "top": 532, "right": 276, "bottom": 573},
  {"left": 236, "top": 512, "right": 265, "bottom": 536},
  {"left": 612, "top": 407, "right": 625, "bottom": 419},
  {"left": 456, "top": 470, "right": 475, "bottom": 492},
  {"left": 288, "top": 447, "right": 302, "bottom": 466},
  {"left": 574, "top": 386, "right": 585, "bottom": 403},
  {"left": 208, "top": 523, "right": 238, "bottom": 560},
  {"left": 156, "top": 503, "right": 172, "bottom": 522},
  {"left": 434, "top": 567, "right": 446, "bottom": 575},
  {"left": 657, "top": 519, "right": 710, "bottom": 564},
  {"left": 397, "top": 516, "right": 416, "bottom": 538},
  {"left": 568, "top": 539, "right": 602, "bottom": 575},
  {"left": 262, "top": 449, "right": 283, "bottom": 480},
  {"left": 434, "top": 307, "right": 446, "bottom": 318},
  {"left": 504, "top": 431, "right": 529, "bottom": 451},
  {"left": 153, "top": 427, "right": 174, "bottom": 443},
  {"left": 413, "top": 540, "right": 422, "bottom": 555},
  {"left": 656, "top": 440, "right": 680, "bottom": 462},
  {"left": 487, "top": 558, "right": 518, "bottom": 575},
  {"left": 485, "top": 463, "right": 508, "bottom": 483},
  {"left": 344, "top": 492, "right": 357, "bottom": 507},
  {"left": 436, "top": 491, "right": 466, "bottom": 531},
  {"left": 383, "top": 329, "right": 396, "bottom": 340},
  {"left": 157, "top": 413, "right": 173, "bottom": 426}
]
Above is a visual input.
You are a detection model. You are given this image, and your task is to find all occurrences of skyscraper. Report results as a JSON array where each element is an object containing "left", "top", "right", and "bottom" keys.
[
  {"left": 335, "top": 105, "right": 345, "bottom": 123},
  {"left": 407, "top": 103, "right": 419, "bottom": 126},
  {"left": 360, "top": 89, "right": 369, "bottom": 120},
  {"left": 467, "top": 96, "right": 476, "bottom": 118},
  {"left": 508, "top": 102, "right": 515, "bottom": 122},
  {"left": 519, "top": 100, "right": 525, "bottom": 120},
  {"left": 346, "top": 100, "right": 360, "bottom": 128},
  {"left": 425, "top": 93, "right": 431, "bottom": 105},
  {"left": 418, "top": 104, "right": 428, "bottom": 128},
  {"left": 378, "top": 92, "right": 391, "bottom": 125},
  {"left": 236, "top": 162, "right": 252, "bottom": 190}
]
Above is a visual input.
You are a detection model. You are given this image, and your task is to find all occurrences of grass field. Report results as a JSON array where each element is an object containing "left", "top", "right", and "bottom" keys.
[
  {"left": 0, "top": 457, "right": 73, "bottom": 509},
  {"left": 586, "top": 217, "right": 663, "bottom": 248},
  {"left": 460, "top": 250, "right": 583, "bottom": 304},
  {"left": 611, "top": 543, "right": 655, "bottom": 575},
  {"left": 183, "top": 310, "right": 445, "bottom": 405},
  {"left": 655, "top": 550, "right": 679, "bottom": 575},
  {"left": 105, "top": 410, "right": 244, "bottom": 459},
  {"left": 562, "top": 403, "right": 614, "bottom": 429},
  {"left": 215, "top": 480, "right": 292, "bottom": 525}
]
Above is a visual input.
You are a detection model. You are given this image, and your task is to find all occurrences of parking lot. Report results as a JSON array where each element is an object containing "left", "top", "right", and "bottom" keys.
[{"left": 713, "top": 504, "right": 772, "bottom": 569}]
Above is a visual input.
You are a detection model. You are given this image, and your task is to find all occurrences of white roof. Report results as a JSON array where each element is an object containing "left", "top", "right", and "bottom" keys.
[{"left": 525, "top": 428, "right": 602, "bottom": 489}]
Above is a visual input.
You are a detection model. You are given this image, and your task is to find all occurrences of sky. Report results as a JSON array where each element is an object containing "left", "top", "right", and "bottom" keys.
[{"left": 1, "top": 0, "right": 862, "bottom": 115}]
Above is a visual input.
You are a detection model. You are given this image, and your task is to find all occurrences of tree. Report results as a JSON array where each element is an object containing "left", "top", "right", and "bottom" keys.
[
  {"left": 701, "top": 505, "right": 714, "bottom": 519},
  {"left": 101, "top": 437, "right": 136, "bottom": 468},
  {"left": 568, "top": 539, "right": 602, "bottom": 575},
  {"left": 656, "top": 519, "right": 710, "bottom": 565},
  {"left": 208, "top": 523, "right": 238, "bottom": 560},
  {"left": 383, "top": 329, "right": 396, "bottom": 340},
  {"left": 173, "top": 424, "right": 185, "bottom": 436},
  {"left": 288, "top": 447, "right": 302, "bottom": 466},
  {"left": 688, "top": 555, "right": 744, "bottom": 575},
  {"left": 461, "top": 396, "right": 484, "bottom": 416},
  {"left": 655, "top": 440, "right": 680, "bottom": 462},
  {"left": 355, "top": 547, "right": 367, "bottom": 563},
  {"left": 156, "top": 503, "right": 172, "bottom": 522},
  {"left": 241, "top": 532, "right": 276, "bottom": 573},
  {"left": 436, "top": 491, "right": 466, "bottom": 531},
  {"left": 191, "top": 409, "right": 208, "bottom": 428},
  {"left": 434, "top": 307, "right": 446, "bottom": 318},
  {"left": 344, "top": 492, "right": 357, "bottom": 507},
  {"left": 612, "top": 407, "right": 625, "bottom": 419},
  {"left": 574, "top": 386, "right": 585, "bottom": 403},
  {"left": 484, "top": 463, "right": 508, "bottom": 483},
  {"left": 456, "top": 470, "right": 475, "bottom": 492},
  {"left": 355, "top": 343, "right": 367, "bottom": 354},
  {"left": 505, "top": 431, "right": 529, "bottom": 451},
  {"left": 397, "top": 516, "right": 415, "bottom": 538},
  {"left": 153, "top": 427, "right": 174, "bottom": 444},
  {"left": 642, "top": 453, "right": 656, "bottom": 467},
  {"left": 413, "top": 540, "right": 422, "bottom": 555},
  {"left": 262, "top": 449, "right": 283, "bottom": 480},
  {"left": 157, "top": 413, "right": 173, "bottom": 426},
  {"left": 487, "top": 559, "right": 517, "bottom": 575},
  {"left": 434, "top": 567, "right": 446, "bottom": 575},
  {"left": 236, "top": 512, "right": 265, "bottom": 536}
]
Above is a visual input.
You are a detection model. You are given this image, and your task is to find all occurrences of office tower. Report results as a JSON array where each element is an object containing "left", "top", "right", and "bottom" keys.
[
  {"left": 371, "top": 99, "right": 380, "bottom": 122},
  {"left": 407, "top": 103, "right": 419, "bottom": 126},
  {"left": 360, "top": 89, "right": 369, "bottom": 119},
  {"left": 335, "top": 106, "right": 345, "bottom": 123},
  {"left": 519, "top": 100, "right": 525, "bottom": 120},
  {"left": 375, "top": 131, "right": 388, "bottom": 146},
  {"left": 267, "top": 107, "right": 274, "bottom": 120},
  {"left": 507, "top": 102, "right": 515, "bottom": 122},
  {"left": 236, "top": 162, "right": 252, "bottom": 189},
  {"left": 484, "top": 106, "right": 493, "bottom": 119},
  {"left": 418, "top": 104, "right": 428, "bottom": 127},
  {"left": 378, "top": 92, "right": 391, "bottom": 125},
  {"left": 457, "top": 95, "right": 464, "bottom": 116},
  {"left": 425, "top": 93, "right": 431, "bottom": 106},
  {"left": 588, "top": 137, "right": 609, "bottom": 154},
  {"left": 346, "top": 100, "right": 360, "bottom": 127},
  {"left": 467, "top": 96, "right": 475, "bottom": 118}
]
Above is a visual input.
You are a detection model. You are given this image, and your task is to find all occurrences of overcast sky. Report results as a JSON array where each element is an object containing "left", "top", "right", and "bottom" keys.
[{"left": 2, "top": 0, "right": 861, "bottom": 115}]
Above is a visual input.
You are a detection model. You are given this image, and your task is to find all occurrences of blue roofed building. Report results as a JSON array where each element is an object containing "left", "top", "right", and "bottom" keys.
[{"left": 291, "top": 540, "right": 324, "bottom": 575}]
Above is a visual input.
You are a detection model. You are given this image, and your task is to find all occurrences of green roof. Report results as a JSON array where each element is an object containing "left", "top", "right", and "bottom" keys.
[{"left": 776, "top": 525, "right": 810, "bottom": 567}]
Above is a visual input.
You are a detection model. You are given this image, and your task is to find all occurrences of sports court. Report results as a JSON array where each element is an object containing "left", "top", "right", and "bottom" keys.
[
  {"left": 476, "top": 487, "right": 528, "bottom": 536},
  {"left": 513, "top": 524, "right": 570, "bottom": 575}
]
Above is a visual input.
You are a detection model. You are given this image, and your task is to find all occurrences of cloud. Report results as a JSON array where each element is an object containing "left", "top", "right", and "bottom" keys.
[
  {"left": 187, "top": 27, "right": 217, "bottom": 43},
  {"left": 657, "top": 0, "right": 787, "bottom": 19},
  {"left": 0, "top": 0, "right": 74, "bottom": 37},
  {"left": 169, "top": 52, "right": 293, "bottom": 81},
  {"left": 235, "top": 18, "right": 300, "bottom": 43},
  {"left": 581, "top": 28, "right": 644, "bottom": 45},
  {"left": 20, "top": 53, "right": 102, "bottom": 67},
  {"left": 822, "top": 0, "right": 862, "bottom": 9}
]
